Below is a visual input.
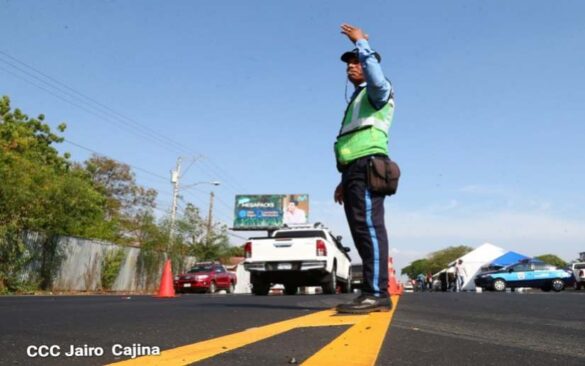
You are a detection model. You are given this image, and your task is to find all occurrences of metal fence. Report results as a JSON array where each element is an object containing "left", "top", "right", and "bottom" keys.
[{"left": 19, "top": 233, "right": 198, "bottom": 293}]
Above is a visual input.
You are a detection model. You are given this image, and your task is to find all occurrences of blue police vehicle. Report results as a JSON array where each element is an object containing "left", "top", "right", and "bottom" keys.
[{"left": 474, "top": 259, "right": 574, "bottom": 292}]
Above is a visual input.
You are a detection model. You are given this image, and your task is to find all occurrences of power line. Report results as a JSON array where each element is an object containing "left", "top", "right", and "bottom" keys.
[
  {"left": 0, "top": 61, "right": 186, "bottom": 156},
  {"left": 194, "top": 190, "right": 234, "bottom": 217},
  {"left": 63, "top": 139, "right": 168, "bottom": 182},
  {"left": 0, "top": 51, "right": 192, "bottom": 154},
  {"left": 0, "top": 50, "right": 250, "bottom": 194},
  {"left": 214, "top": 194, "right": 236, "bottom": 214},
  {"left": 180, "top": 189, "right": 233, "bottom": 220},
  {"left": 199, "top": 158, "right": 248, "bottom": 194}
]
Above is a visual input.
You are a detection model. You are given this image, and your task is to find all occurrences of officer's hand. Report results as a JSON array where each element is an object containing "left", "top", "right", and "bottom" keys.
[
  {"left": 341, "top": 23, "right": 368, "bottom": 44},
  {"left": 334, "top": 183, "right": 344, "bottom": 205}
]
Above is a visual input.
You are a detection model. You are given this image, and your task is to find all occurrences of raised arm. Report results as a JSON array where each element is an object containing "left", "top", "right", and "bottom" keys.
[{"left": 341, "top": 23, "right": 392, "bottom": 109}]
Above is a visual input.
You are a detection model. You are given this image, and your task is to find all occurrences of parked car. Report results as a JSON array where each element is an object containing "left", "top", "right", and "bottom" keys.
[
  {"left": 174, "top": 262, "right": 237, "bottom": 294},
  {"left": 474, "top": 259, "right": 574, "bottom": 292},
  {"left": 243, "top": 224, "right": 352, "bottom": 296},
  {"left": 571, "top": 262, "right": 585, "bottom": 290}
]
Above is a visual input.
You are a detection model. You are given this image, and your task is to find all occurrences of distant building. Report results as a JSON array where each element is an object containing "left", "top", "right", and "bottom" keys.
[{"left": 579, "top": 252, "right": 585, "bottom": 261}]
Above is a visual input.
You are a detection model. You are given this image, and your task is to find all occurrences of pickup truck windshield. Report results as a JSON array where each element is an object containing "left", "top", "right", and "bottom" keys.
[
  {"left": 273, "top": 230, "right": 327, "bottom": 239},
  {"left": 188, "top": 265, "right": 213, "bottom": 273}
]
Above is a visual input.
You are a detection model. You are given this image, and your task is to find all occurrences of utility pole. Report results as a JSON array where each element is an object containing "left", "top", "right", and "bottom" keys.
[
  {"left": 169, "top": 155, "right": 220, "bottom": 248},
  {"left": 206, "top": 191, "right": 215, "bottom": 246},
  {"left": 170, "top": 157, "right": 182, "bottom": 243}
]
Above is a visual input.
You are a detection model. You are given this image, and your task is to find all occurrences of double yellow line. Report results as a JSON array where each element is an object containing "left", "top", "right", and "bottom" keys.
[{"left": 107, "top": 295, "right": 399, "bottom": 366}]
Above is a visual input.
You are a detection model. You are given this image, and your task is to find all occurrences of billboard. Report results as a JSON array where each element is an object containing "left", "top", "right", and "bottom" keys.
[{"left": 233, "top": 194, "right": 309, "bottom": 230}]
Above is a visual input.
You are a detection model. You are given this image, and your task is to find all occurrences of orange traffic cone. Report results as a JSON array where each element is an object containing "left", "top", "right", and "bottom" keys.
[
  {"left": 392, "top": 269, "right": 404, "bottom": 295},
  {"left": 388, "top": 257, "right": 402, "bottom": 296},
  {"left": 154, "top": 259, "right": 176, "bottom": 298}
]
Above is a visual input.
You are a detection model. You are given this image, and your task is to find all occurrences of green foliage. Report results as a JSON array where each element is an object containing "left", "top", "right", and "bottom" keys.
[
  {"left": 136, "top": 246, "right": 165, "bottom": 290},
  {"left": 401, "top": 245, "right": 473, "bottom": 279},
  {"left": 189, "top": 223, "right": 237, "bottom": 262},
  {"left": 0, "top": 95, "right": 239, "bottom": 292},
  {"left": 0, "top": 96, "right": 67, "bottom": 169},
  {"left": 173, "top": 203, "right": 241, "bottom": 262},
  {"left": 0, "top": 97, "right": 110, "bottom": 238},
  {"left": 0, "top": 96, "right": 115, "bottom": 291},
  {"left": 0, "top": 229, "right": 34, "bottom": 292},
  {"left": 83, "top": 155, "right": 158, "bottom": 244},
  {"left": 101, "top": 248, "right": 126, "bottom": 290},
  {"left": 401, "top": 259, "right": 430, "bottom": 280},
  {"left": 38, "top": 235, "right": 66, "bottom": 290},
  {"left": 535, "top": 254, "right": 567, "bottom": 268}
]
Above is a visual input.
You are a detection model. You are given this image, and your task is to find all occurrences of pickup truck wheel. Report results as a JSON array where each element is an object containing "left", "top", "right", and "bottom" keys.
[
  {"left": 492, "top": 279, "right": 506, "bottom": 292},
  {"left": 227, "top": 282, "right": 235, "bottom": 294},
  {"left": 551, "top": 279, "right": 565, "bottom": 292},
  {"left": 341, "top": 269, "right": 352, "bottom": 293},
  {"left": 322, "top": 266, "right": 337, "bottom": 295},
  {"left": 251, "top": 281, "right": 270, "bottom": 296},
  {"left": 284, "top": 285, "right": 298, "bottom": 295},
  {"left": 208, "top": 281, "right": 217, "bottom": 294}
]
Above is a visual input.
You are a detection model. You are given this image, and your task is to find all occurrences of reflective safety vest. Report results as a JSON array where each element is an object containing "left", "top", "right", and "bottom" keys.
[{"left": 334, "top": 87, "right": 394, "bottom": 165}]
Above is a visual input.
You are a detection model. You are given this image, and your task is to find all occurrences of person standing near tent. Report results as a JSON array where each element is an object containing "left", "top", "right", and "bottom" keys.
[
  {"left": 416, "top": 273, "right": 426, "bottom": 292},
  {"left": 334, "top": 23, "right": 395, "bottom": 314},
  {"left": 455, "top": 259, "right": 467, "bottom": 292},
  {"left": 426, "top": 272, "right": 433, "bottom": 291}
]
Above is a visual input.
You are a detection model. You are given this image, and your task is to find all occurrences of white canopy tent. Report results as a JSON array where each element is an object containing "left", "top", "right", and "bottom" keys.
[{"left": 437, "top": 243, "right": 507, "bottom": 291}]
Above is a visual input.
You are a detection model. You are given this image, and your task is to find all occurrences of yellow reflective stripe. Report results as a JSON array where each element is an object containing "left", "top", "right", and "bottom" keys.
[{"left": 301, "top": 296, "right": 400, "bottom": 366}]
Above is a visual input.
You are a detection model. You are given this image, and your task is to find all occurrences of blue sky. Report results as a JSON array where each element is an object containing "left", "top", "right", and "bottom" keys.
[{"left": 2, "top": 1, "right": 584, "bottom": 272}]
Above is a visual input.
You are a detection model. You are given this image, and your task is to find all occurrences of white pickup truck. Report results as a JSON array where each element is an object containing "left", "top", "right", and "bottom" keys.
[
  {"left": 243, "top": 224, "right": 353, "bottom": 296},
  {"left": 572, "top": 262, "right": 585, "bottom": 290}
]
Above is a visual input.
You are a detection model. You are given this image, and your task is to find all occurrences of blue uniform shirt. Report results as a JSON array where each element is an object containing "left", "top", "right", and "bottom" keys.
[{"left": 351, "top": 39, "right": 393, "bottom": 109}]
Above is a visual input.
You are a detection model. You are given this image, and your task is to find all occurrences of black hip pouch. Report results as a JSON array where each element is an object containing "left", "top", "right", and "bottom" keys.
[{"left": 367, "top": 156, "right": 401, "bottom": 196}]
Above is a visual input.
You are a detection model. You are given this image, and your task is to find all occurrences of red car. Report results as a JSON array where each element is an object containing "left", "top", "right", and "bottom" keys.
[{"left": 174, "top": 262, "right": 237, "bottom": 294}]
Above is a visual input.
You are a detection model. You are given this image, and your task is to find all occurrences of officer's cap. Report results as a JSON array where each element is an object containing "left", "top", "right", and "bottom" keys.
[{"left": 340, "top": 48, "right": 382, "bottom": 63}]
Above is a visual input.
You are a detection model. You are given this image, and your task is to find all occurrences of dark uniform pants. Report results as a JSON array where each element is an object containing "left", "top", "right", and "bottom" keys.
[{"left": 342, "top": 155, "right": 389, "bottom": 297}]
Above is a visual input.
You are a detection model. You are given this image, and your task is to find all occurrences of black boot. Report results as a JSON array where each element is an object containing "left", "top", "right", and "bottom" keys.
[{"left": 336, "top": 294, "right": 392, "bottom": 314}]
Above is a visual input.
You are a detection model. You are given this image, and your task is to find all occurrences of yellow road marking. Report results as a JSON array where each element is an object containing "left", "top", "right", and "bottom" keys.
[
  {"left": 301, "top": 296, "right": 400, "bottom": 366},
  {"left": 107, "top": 309, "right": 357, "bottom": 366},
  {"left": 305, "top": 314, "right": 368, "bottom": 327},
  {"left": 107, "top": 297, "right": 399, "bottom": 366}
]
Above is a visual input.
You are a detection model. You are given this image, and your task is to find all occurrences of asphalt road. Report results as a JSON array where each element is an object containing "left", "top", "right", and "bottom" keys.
[{"left": 1, "top": 291, "right": 584, "bottom": 365}]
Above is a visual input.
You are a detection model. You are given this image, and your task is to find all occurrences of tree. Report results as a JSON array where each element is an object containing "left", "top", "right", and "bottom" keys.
[
  {"left": 0, "top": 96, "right": 69, "bottom": 169},
  {"left": 173, "top": 203, "right": 241, "bottom": 262},
  {"left": 83, "top": 154, "right": 158, "bottom": 244},
  {"left": 175, "top": 203, "right": 205, "bottom": 247},
  {"left": 401, "top": 245, "right": 473, "bottom": 279},
  {"left": 427, "top": 245, "right": 473, "bottom": 273},
  {"left": 535, "top": 254, "right": 567, "bottom": 268},
  {"left": 401, "top": 259, "right": 430, "bottom": 280},
  {"left": 0, "top": 96, "right": 112, "bottom": 291}
]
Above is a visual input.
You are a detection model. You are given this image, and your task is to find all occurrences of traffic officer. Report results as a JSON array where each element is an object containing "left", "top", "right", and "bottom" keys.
[{"left": 334, "top": 23, "right": 395, "bottom": 314}]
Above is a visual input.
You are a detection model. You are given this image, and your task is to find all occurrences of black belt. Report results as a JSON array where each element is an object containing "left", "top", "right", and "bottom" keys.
[{"left": 337, "top": 153, "right": 388, "bottom": 173}]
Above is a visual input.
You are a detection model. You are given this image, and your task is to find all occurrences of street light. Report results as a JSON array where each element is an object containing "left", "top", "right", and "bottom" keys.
[
  {"left": 181, "top": 180, "right": 221, "bottom": 190},
  {"left": 169, "top": 176, "right": 221, "bottom": 244}
]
